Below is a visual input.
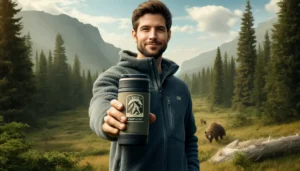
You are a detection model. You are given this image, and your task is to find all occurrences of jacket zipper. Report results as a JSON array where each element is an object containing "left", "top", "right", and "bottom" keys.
[
  {"left": 167, "top": 97, "right": 173, "bottom": 128},
  {"left": 149, "top": 59, "right": 167, "bottom": 171}
]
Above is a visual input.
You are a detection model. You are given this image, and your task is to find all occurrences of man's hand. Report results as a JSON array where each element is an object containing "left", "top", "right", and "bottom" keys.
[{"left": 102, "top": 99, "right": 156, "bottom": 138}]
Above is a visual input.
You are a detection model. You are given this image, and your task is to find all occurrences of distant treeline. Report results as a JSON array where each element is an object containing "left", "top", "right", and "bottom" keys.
[
  {"left": 182, "top": 51, "right": 236, "bottom": 108},
  {"left": 1, "top": 14, "right": 103, "bottom": 125},
  {"left": 0, "top": 0, "right": 95, "bottom": 170},
  {"left": 32, "top": 33, "right": 101, "bottom": 120},
  {"left": 181, "top": 0, "right": 300, "bottom": 123}
]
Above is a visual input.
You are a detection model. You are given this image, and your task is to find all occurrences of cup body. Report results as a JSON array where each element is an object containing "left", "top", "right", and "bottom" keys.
[{"left": 117, "top": 74, "right": 150, "bottom": 145}]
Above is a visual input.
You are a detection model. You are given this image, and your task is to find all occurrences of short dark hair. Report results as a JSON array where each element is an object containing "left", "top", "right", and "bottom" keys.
[{"left": 132, "top": 0, "right": 172, "bottom": 31}]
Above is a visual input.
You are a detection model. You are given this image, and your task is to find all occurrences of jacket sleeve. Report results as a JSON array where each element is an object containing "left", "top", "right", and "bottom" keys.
[
  {"left": 88, "top": 68, "right": 121, "bottom": 141},
  {"left": 185, "top": 93, "right": 200, "bottom": 171}
]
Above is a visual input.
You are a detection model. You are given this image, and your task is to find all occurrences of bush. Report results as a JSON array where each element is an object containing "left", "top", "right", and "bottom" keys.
[
  {"left": 0, "top": 116, "right": 88, "bottom": 171},
  {"left": 229, "top": 112, "right": 252, "bottom": 128},
  {"left": 233, "top": 152, "right": 252, "bottom": 171}
]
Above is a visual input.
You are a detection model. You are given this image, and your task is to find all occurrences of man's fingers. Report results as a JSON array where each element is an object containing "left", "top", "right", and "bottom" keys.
[
  {"left": 104, "top": 115, "right": 126, "bottom": 130},
  {"left": 149, "top": 113, "right": 156, "bottom": 124},
  {"left": 102, "top": 122, "right": 119, "bottom": 137},
  {"left": 110, "top": 99, "right": 124, "bottom": 110},
  {"left": 107, "top": 107, "right": 127, "bottom": 123}
]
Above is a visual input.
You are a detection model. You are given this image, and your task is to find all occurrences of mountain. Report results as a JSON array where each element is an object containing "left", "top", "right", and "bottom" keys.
[
  {"left": 179, "top": 17, "right": 278, "bottom": 76},
  {"left": 17, "top": 11, "right": 121, "bottom": 73}
]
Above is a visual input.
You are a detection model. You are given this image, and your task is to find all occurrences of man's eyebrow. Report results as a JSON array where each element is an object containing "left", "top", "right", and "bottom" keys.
[
  {"left": 139, "top": 25, "right": 166, "bottom": 29},
  {"left": 140, "top": 25, "right": 149, "bottom": 29},
  {"left": 156, "top": 26, "right": 166, "bottom": 29}
]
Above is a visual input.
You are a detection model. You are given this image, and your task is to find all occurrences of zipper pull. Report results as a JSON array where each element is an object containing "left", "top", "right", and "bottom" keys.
[{"left": 159, "top": 90, "right": 162, "bottom": 99}]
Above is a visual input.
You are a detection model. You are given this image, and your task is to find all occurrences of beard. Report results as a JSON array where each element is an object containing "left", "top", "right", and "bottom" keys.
[{"left": 137, "top": 40, "right": 167, "bottom": 59}]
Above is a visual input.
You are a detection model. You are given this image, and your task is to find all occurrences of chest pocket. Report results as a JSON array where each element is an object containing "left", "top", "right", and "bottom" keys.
[{"left": 165, "top": 94, "right": 187, "bottom": 142}]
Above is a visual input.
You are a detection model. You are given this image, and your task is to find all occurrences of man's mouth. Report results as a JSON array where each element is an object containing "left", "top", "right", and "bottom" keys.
[{"left": 146, "top": 42, "right": 161, "bottom": 46}]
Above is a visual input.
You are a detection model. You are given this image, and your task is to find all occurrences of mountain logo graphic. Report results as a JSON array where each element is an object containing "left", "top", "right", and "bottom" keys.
[{"left": 126, "top": 94, "right": 144, "bottom": 117}]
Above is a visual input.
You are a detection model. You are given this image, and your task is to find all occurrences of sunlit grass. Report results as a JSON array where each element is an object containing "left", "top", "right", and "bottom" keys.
[{"left": 26, "top": 98, "right": 300, "bottom": 171}]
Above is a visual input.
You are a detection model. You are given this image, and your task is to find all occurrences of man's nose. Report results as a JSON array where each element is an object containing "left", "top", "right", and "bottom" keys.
[{"left": 149, "top": 29, "right": 157, "bottom": 39}]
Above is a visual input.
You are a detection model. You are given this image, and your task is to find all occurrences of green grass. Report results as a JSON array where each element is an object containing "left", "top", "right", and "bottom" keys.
[
  {"left": 25, "top": 108, "right": 110, "bottom": 170},
  {"left": 193, "top": 97, "right": 300, "bottom": 171},
  {"left": 26, "top": 98, "right": 300, "bottom": 171}
]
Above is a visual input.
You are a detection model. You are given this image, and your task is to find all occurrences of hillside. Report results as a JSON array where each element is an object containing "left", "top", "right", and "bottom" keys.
[
  {"left": 17, "top": 11, "right": 121, "bottom": 73},
  {"left": 179, "top": 17, "right": 277, "bottom": 76}
]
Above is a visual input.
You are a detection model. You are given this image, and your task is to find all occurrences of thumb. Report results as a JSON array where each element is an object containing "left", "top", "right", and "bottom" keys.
[{"left": 149, "top": 113, "right": 156, "bottom": 124}]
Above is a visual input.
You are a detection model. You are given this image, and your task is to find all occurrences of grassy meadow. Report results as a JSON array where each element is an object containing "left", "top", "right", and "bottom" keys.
[{"left": 26, "top": 97, "right": 300, "bottom": 171}]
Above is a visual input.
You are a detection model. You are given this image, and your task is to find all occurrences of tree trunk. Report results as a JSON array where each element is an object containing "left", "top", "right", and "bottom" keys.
[{"left": 209, "top": 134, "right": 300, "bottom": 163}]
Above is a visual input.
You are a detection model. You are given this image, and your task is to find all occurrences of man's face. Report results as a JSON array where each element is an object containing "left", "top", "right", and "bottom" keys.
[{"left": 132, "top": 14, "right": 171, "bottom": 59}]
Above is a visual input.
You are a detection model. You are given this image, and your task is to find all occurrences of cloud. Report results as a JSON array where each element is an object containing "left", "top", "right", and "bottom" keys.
[
  {"left": 16, "top": 0, "right": 70, "bottom": 15},
  {"left": 173, "top": 16, "right": 191, "bottom": 20},
  {"left": 234, "top": 9, "right": 243, "bottom": 17},
  {"left": 172, "top": 25, "right": 195, "bottom": 33},
  {"left": 16, "top": 0, "right": 131, "bottom": 29},
  {"left": 265, "top": 0, "right": 281, "bottom": 13},
  {"left": 98, "top": 28, "right": 135, "bottom": 51},
  {"left": 197, "top": 36, "right": 210, "bottom": 40},
  {"left": 68, "top": 8, "right": 131, "bottom": 28},
  {"left": 198, "top": 31, "right": 238, "bottom": 42},
  {"left": 186, "top": 5, "right": 242, "bottom": 34}
]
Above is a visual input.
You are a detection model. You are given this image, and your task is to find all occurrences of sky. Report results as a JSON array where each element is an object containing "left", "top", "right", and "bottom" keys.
[{"left": 16, "top": 0, "right": 280, "bottom": 66}]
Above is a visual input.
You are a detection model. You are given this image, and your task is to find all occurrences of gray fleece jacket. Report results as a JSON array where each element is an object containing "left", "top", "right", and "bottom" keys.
[{"left": 89, "top": 50, "right": 199, "bottom": 171}]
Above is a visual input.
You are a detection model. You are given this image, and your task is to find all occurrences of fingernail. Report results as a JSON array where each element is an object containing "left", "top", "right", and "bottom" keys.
[
  {"left": 121, "top": 116, "right": 126, "bottom": 121},
  {"left": 118, "top": 104, "right": 122, "bottom": 109},
  {"left": 120, "top": 123, "right": 124, "bottom": 129}
]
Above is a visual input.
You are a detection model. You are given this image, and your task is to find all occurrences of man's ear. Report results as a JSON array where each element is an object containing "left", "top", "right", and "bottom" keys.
[
  {"left": 167, "top": 30, "right": 172, "bottom": 42},
  {"left": 132, "top": 29, "right": 137, "bottom": 43}
]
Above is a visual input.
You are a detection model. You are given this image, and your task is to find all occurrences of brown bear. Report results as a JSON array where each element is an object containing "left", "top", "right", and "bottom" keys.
[
  {"left": 205, "top": 122, "right": 226, "bottom": 143},
  {"left": 200, "top": 118, "right": 206, "bottom": 125}
]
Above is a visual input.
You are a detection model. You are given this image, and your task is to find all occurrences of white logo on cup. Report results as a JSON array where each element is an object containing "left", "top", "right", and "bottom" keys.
[{"left": 126, "top": 94, "right": 144, "bottom": 117}]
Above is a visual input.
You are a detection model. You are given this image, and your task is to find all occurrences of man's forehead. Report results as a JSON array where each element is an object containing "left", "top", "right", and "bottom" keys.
[{"left": 137, "top": 14, "right": 166, "bottom": 28}]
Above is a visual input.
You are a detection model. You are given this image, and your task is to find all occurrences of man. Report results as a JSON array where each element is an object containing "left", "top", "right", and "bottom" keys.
[{"left": 89, "top": 1, "right": 199, "bottom": 170}]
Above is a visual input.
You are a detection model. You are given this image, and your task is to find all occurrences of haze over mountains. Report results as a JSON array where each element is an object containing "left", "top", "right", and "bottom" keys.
[
  {"left": 18, "top": 11, "right": 277, "bottom": 75},
  {"left": 18, "top": 11, "right": 121, "bottom": 73},
  {"left": 179, "top": 17, "right": 278, "bottom": 76}
]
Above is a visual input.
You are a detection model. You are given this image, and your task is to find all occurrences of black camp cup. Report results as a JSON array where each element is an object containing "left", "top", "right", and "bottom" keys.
[{"left": 117, "top": 74, "right": 150, "bottom": 145}]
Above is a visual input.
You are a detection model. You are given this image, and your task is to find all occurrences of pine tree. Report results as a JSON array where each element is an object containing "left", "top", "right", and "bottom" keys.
[
  {"left": 35, "top": 50, "right": 39, "bottom": 74},
  {"left": 253, "top": 44, "right": 264, "bottom": 111},
  {"left": 0, "top": 0, "right": 35, "bottom": 122},
  {"left": 183, "top": 73, "right": 191, "bottom": 91},
  {"left": 47, "top": 50, "right": 53, "bottom": 74},
  {"left": 205, "top": 67, "right": 211, "bottom": 97},
  {"left": 92, "top": 71, "right": 99, "bottom": 81},
  {"left": 71, "top": 54, "right": 84, "bottom": 107},
  {"left": 223, "top": 52, "right": 230, "bottom": 106},
  {"left": 191, "top": 73, "right": 197, "bottom": 95},
  {"left": 25, "top": 32, "right": 33, "bottom": 62},
  {"left": 36, "top": 50, "right": 48, "bottom": 114},
  {"left": 53, "top": 34, "right": 70, "bottom": 110},
  {"left": 38, "top": 51, "right": 47, "bottom": 85},
  {"left": 233, "top": 0, "right": 257, "bottom": 110},
  {"left": 86, "top": 70, "right": 93, "bottom": 106},
  {"left": 228, "top": 56, "right": 236, "bottom": 107},
  {"left": 263, "top": 31, "right": 271, "bottom": 66},
  {"left": 211, "top": 47, "right": 223, "bottom": 105},
  {"left": 46, "top": 50, "right": 55, "bottom": 114},
  {"left": 200, "top": 68, "right": 206, "bottom": 97},
  {"left": 197, "top": 71, "right": 201, "bottom": 95},
  {"left": 264, "top": 0, "right": 300, "bottom": 122}
]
